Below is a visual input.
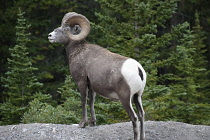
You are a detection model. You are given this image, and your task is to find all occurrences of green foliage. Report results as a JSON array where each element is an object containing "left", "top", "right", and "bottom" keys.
[
  {"left": 191, "top": 12, "right": 210, "bottom": 94},
  {"left": 22, "top": 99, "right": 79, "bottom": 124},
  {"left": 58, "top": 75, "right": 79, "bottom": 100},
  {"left": 23, "top": 75, "right": 80, "bottom": 124},
  {"left": 58, "top": 75, "right": 81, "bottom": 119},
  {"left": 94, "top": 100, "right": 129, "bottom": 124},
  {"left": 144, "top": 16, "right": 210, "bottom": 125},
  {"left": 0, "top": 8, "right": 45, "bottom": 125}
]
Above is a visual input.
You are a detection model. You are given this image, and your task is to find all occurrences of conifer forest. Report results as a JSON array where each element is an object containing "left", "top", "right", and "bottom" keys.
[{"left": 0, "top": 0, "right": 210, "bottom": 126}]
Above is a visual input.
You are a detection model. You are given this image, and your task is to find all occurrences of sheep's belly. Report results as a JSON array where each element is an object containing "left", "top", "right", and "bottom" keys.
[{"left": 97, "top": 91, "right": 119, "bottom": 100}]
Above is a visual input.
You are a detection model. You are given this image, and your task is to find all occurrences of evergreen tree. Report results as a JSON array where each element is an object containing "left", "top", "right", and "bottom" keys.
[
  {"left": 160, "top": 24, "right": 199, "bottom": 123},
  {"left": 158, "top": 17, "right": 210, "bottom": 124},
  {"left": 190, "top": 12, "right": 210, "bottom": 124},
  {"left": 0, "top": 8, "right": 43, "bottom": 125},
  {"left": 192, "top": 12, "right": 210, "bottom": 95},
  {"left": 58, "top": 75, "right": 81, "bottom": 118}
]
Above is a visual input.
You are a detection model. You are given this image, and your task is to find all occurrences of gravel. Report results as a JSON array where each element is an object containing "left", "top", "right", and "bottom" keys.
[{"left": 0, "top": 121, "right": 210, "bottom": 140}]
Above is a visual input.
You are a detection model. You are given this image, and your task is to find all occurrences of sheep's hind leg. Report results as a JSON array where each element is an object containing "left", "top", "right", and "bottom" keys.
[
  {"left": 88, "top": 89, "right": 96, "bottom": 126},
  {"left": 133, "top": 94, "right": 145, "bottom": 140},
  {"left": 119, "top": 94, "right": 140, "bottom": 140}
]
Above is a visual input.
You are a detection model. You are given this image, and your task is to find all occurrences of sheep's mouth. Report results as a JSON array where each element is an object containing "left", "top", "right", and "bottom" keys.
[{"left": 48, "top": 38, "right": 55, "bottom": 43}]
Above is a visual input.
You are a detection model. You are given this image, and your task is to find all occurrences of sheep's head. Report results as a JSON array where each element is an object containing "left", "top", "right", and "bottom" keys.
[{"left": 48, "top": 12, "right": 90, "bottom": 44}]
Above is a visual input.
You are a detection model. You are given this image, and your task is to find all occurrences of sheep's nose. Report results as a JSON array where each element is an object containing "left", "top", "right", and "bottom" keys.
[{"left": 48, "top": 34, "right": 52, "bottom": 37}]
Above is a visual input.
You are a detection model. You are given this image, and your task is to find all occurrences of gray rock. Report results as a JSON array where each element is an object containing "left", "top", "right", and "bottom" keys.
[{"left": 0, "top": 121, "right": 210, "bottom": 140}]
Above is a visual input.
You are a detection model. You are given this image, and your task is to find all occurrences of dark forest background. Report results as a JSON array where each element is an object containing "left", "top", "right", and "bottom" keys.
[{"left": 0, "top": 0, "right": 210, "bottom": 125}]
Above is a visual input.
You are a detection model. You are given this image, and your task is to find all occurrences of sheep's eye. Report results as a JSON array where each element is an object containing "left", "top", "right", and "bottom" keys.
[
  {"left": 63, "top": 28, "right": 68, "bottom": 32},
  {"left": 74, "top": 27, "right": 78, "bottom": 31}
]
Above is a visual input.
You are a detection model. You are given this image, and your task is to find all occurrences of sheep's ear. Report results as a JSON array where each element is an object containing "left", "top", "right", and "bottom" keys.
[
  {"left": 73, "top": 25, "right": 81, "bottom": 35},
  {"left": 74, "top": 25, "right": 79, "bottom": 31}
]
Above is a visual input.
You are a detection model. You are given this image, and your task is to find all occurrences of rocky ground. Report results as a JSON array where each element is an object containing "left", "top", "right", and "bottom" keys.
[{"left": 0, "top": 121, "right": 210, "bottom": 140}]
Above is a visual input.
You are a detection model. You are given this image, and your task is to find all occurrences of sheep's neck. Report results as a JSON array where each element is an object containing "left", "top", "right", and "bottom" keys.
[{"left": 65, "top": 40, "right": 86, "bottom": 62}]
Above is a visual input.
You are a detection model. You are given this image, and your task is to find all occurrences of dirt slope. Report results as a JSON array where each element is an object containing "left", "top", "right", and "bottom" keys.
[{"left": 0, "top": 121, "right": 210, "bottom": 140}]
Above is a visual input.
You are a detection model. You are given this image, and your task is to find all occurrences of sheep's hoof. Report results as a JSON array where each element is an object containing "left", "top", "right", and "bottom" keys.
[
  {"left": 79, "top": 121, "right": 87, "bottom": 128},
  {"left": 88, "top": 120, "right": 96, "bottom": 127},
  {"left": 140, "top": 137, "right": 146, "bottom": 140}
]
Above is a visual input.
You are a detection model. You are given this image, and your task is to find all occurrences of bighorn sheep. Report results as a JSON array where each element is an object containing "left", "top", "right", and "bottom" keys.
[{"left": 48, "top": 12, "right": 147, "bottom": 140}]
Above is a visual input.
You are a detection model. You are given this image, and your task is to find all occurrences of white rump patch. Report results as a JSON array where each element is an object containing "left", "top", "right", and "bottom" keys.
[{"left": 121, "top": 59, "right": 146, "bottom": 95}]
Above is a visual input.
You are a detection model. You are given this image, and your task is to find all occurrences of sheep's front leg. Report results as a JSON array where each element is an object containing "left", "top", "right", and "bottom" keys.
[
  {"left": 78, "top": 83, "right": 88, "bottom": 128},
  {"left": 88, "top": 89, "right": 96, "bottom": 126}
]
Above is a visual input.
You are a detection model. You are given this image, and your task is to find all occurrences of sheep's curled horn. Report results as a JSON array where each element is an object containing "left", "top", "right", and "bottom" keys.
[{"left": 62, "top": 12, "right": 90, "bottom": 41}]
